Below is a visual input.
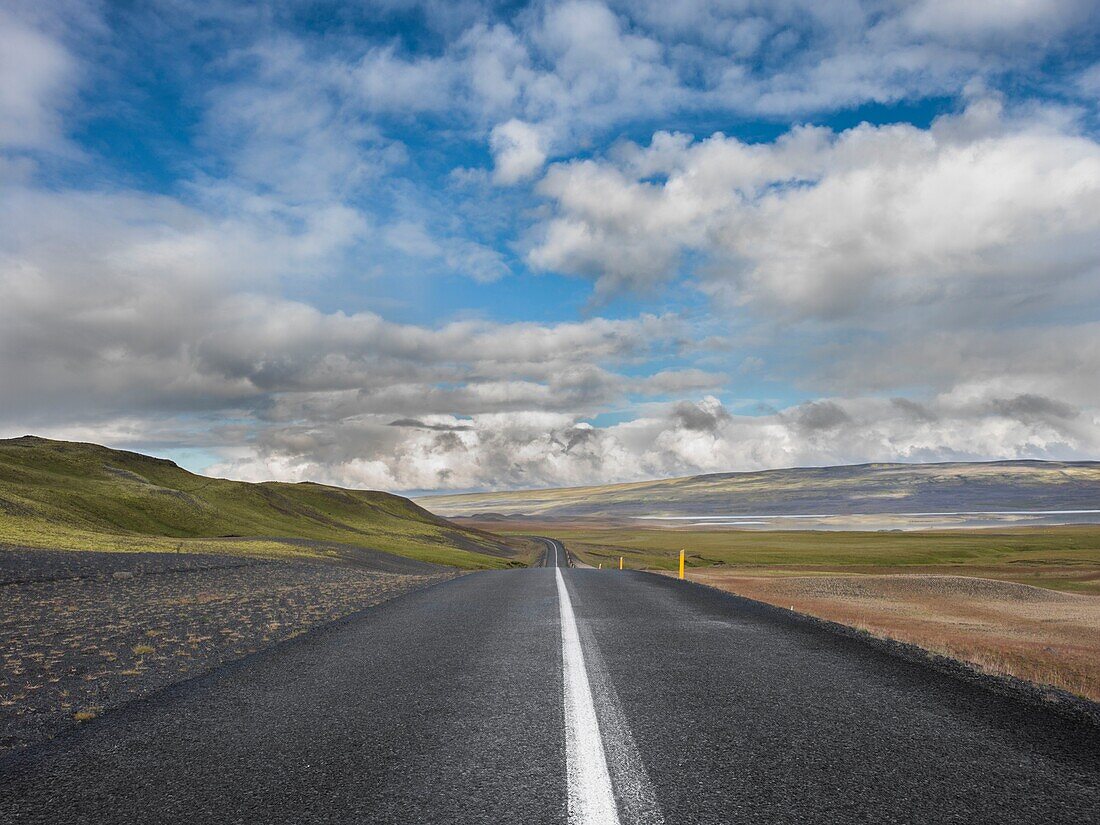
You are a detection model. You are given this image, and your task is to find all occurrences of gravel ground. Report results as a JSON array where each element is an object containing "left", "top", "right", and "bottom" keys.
[
  {"left": 0, "top": 546, "right": 456, "bottom": 754},
  {"left": 0, "top": 546, "right": 259, "bottom": 585}
]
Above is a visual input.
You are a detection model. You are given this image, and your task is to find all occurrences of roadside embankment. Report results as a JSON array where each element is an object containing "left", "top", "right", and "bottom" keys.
[
  {"left": 674, "top": 569, "right": 1100, "bottom": 702},
  {"left": 0, "top": 546, "right": 457, "bottom": 755}
]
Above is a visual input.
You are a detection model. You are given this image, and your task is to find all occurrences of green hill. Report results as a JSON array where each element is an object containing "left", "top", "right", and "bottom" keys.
[
  {"left": 417, "top": 460, "right": 1100, "bottom": 520},
  {"left": 0, "top": 436, "right": 526, "bottom": 569}
]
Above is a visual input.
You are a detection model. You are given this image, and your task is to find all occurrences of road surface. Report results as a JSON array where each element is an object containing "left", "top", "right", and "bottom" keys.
[{"left": 2, "top": 537, "right": 1097, "bottom": 823}]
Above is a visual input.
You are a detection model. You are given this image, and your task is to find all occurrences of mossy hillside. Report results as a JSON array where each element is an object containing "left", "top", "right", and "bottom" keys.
[{"left": 0, "top": 437, "right": 525, "bottom": 569}]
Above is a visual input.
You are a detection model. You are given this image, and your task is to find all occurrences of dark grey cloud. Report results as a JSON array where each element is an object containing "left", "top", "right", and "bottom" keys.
[
  {"left": 550, "top": 425, "right": 598, "bottom": 453},
  {"left": 431, "top": 431, "right": 467, "bottom": 452},
  {"left": 790, "top": 401, "right": 852, "bottom": 432},
  {"left": 389, "top": 418, "right": 473, "bottom": 431},
  {"left": 890, "top": 397, "right": 938, "bottom": 423},
  {"left": 983, "top": 394, "right": 1078, "bottom": 424},
  {"left": 671, "top": 399, "right": 731, "bottom": 433}
]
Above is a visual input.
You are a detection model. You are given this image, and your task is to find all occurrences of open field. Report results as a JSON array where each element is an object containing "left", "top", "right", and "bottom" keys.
[
  {"left": 0, "top": 437, "right": 536, "bottom": 570},
  {"left": 471, "top": 520, "right": 1100, "bottom": 592}
]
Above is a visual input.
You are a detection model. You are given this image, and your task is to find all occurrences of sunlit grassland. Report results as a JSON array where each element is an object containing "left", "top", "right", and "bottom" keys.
[
  {"left": 486, "top": 523, "right": 1100, "bottom": 592},
  {"left": 0, "top": 437, "right": 532, "bottom": 569},
  {"left": 0, "top": 517, "right": 521, "bottom": 569}
]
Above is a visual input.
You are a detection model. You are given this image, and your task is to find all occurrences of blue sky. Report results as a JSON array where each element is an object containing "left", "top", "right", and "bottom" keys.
[{"left": 2, "top": 1, "right": 1100, "bottom": 492}]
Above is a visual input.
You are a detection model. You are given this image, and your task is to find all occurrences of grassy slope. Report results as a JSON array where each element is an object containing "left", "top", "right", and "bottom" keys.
[
  {"left": 482, "top": 522, "right": 1100, "bottom": 593},
  {"left": 0, "top": 437, "right": 529, "bottom": 569},
  {"left": 419, "top": 460, "right": 1100, "bottom": 517}
]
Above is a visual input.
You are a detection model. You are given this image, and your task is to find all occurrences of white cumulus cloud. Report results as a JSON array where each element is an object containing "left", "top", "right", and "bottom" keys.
[
  {"left": 530, "top": 99, "right": 1100, "bottom": 323},
  {"left": 490, "top": 119, "right": 547, "bottom": 184}
]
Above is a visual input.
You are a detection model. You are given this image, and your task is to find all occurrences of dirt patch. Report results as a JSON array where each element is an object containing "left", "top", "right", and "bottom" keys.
[
  {"left": 680, "top": 569, "right": 1100, "bottom": 702},
  {"left": 777, "top": 574, "right": 1074, "bottom": 603},
  {"left": 0, "top": 547, "right": 457, "bottom": 755}
]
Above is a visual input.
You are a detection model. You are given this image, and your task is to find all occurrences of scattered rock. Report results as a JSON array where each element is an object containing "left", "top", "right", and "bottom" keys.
[{"left": 1, "top": 549, "right": 456, "bottom": 755}]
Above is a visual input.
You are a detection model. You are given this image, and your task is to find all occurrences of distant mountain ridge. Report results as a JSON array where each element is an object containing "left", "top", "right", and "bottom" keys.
[{"left": 417, "top": 460, "right": 1100, "bottom": 519}]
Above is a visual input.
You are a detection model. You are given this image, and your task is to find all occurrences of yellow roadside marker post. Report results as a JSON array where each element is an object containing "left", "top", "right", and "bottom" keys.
[
  {"left": 679, "top": 549, "right": 685, "bottom": 580},
  {"left": 598, "top": 563, "right": 602, "bottom": 569},
  {"left": 619, "top": 556, "right": 624, "bottom": 570}
]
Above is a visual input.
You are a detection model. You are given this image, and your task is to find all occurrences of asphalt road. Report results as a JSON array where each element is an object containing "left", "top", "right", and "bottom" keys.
[{"left": 2, "top": 539, "right": 1098, "bottom": 823}]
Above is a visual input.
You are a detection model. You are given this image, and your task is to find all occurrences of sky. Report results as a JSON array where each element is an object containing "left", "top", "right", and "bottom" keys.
[{"left": 2, "top": 0, "right": 1100, "bottom": 493}]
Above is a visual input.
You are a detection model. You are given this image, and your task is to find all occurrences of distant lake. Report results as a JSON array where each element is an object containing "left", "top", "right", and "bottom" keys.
[{"left": 634, "top": 509, "right": 1100, "bottom": 530}]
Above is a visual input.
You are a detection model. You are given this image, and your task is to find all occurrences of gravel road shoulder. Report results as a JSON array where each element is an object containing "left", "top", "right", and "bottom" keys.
[{"left": 0, "top": 546, "right": 457, "bottom": 755}]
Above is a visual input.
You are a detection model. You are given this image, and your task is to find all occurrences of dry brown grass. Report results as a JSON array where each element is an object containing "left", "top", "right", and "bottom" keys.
[{"left": 682, "top": 569, "right": 1100, "bottom": 701}]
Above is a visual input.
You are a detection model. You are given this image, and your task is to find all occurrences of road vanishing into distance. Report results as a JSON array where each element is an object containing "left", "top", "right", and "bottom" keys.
[{"left": 2, "top": 538, "right": 1098, "bottom": 823}]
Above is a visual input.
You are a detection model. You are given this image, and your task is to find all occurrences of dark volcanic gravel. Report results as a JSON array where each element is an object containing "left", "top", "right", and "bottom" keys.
[
  {"left": 0, "top": 546, "right": 258, "bottom": 585},
  {"left": 0, "top": 547, "right": 456, "bottom": 754}
]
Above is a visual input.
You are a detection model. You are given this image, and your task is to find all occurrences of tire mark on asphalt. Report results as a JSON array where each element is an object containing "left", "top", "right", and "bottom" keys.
[{"left": 577, "top": 617, "right": 665, "bottom": 825}]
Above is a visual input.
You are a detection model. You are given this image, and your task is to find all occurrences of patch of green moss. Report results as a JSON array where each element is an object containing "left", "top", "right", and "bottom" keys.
[{"left": 0, "top": 436, "right": 521, "bottom": 569}]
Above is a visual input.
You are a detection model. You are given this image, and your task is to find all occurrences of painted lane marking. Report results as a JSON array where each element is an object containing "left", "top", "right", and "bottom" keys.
[
  {"left": 556, "top": 566, "right": 621, "bottom": 824},
  {"left": 575, "top": 620, "right": 666, "bottom": 825}
]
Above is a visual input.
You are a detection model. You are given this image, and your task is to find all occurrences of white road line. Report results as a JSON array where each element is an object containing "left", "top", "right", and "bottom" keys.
[
  {"left": 576, "top": 622, "right": 666, "bottom": 825},
  {"left": 556, "top": 566, "right": 621, "bottom": 825}
]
